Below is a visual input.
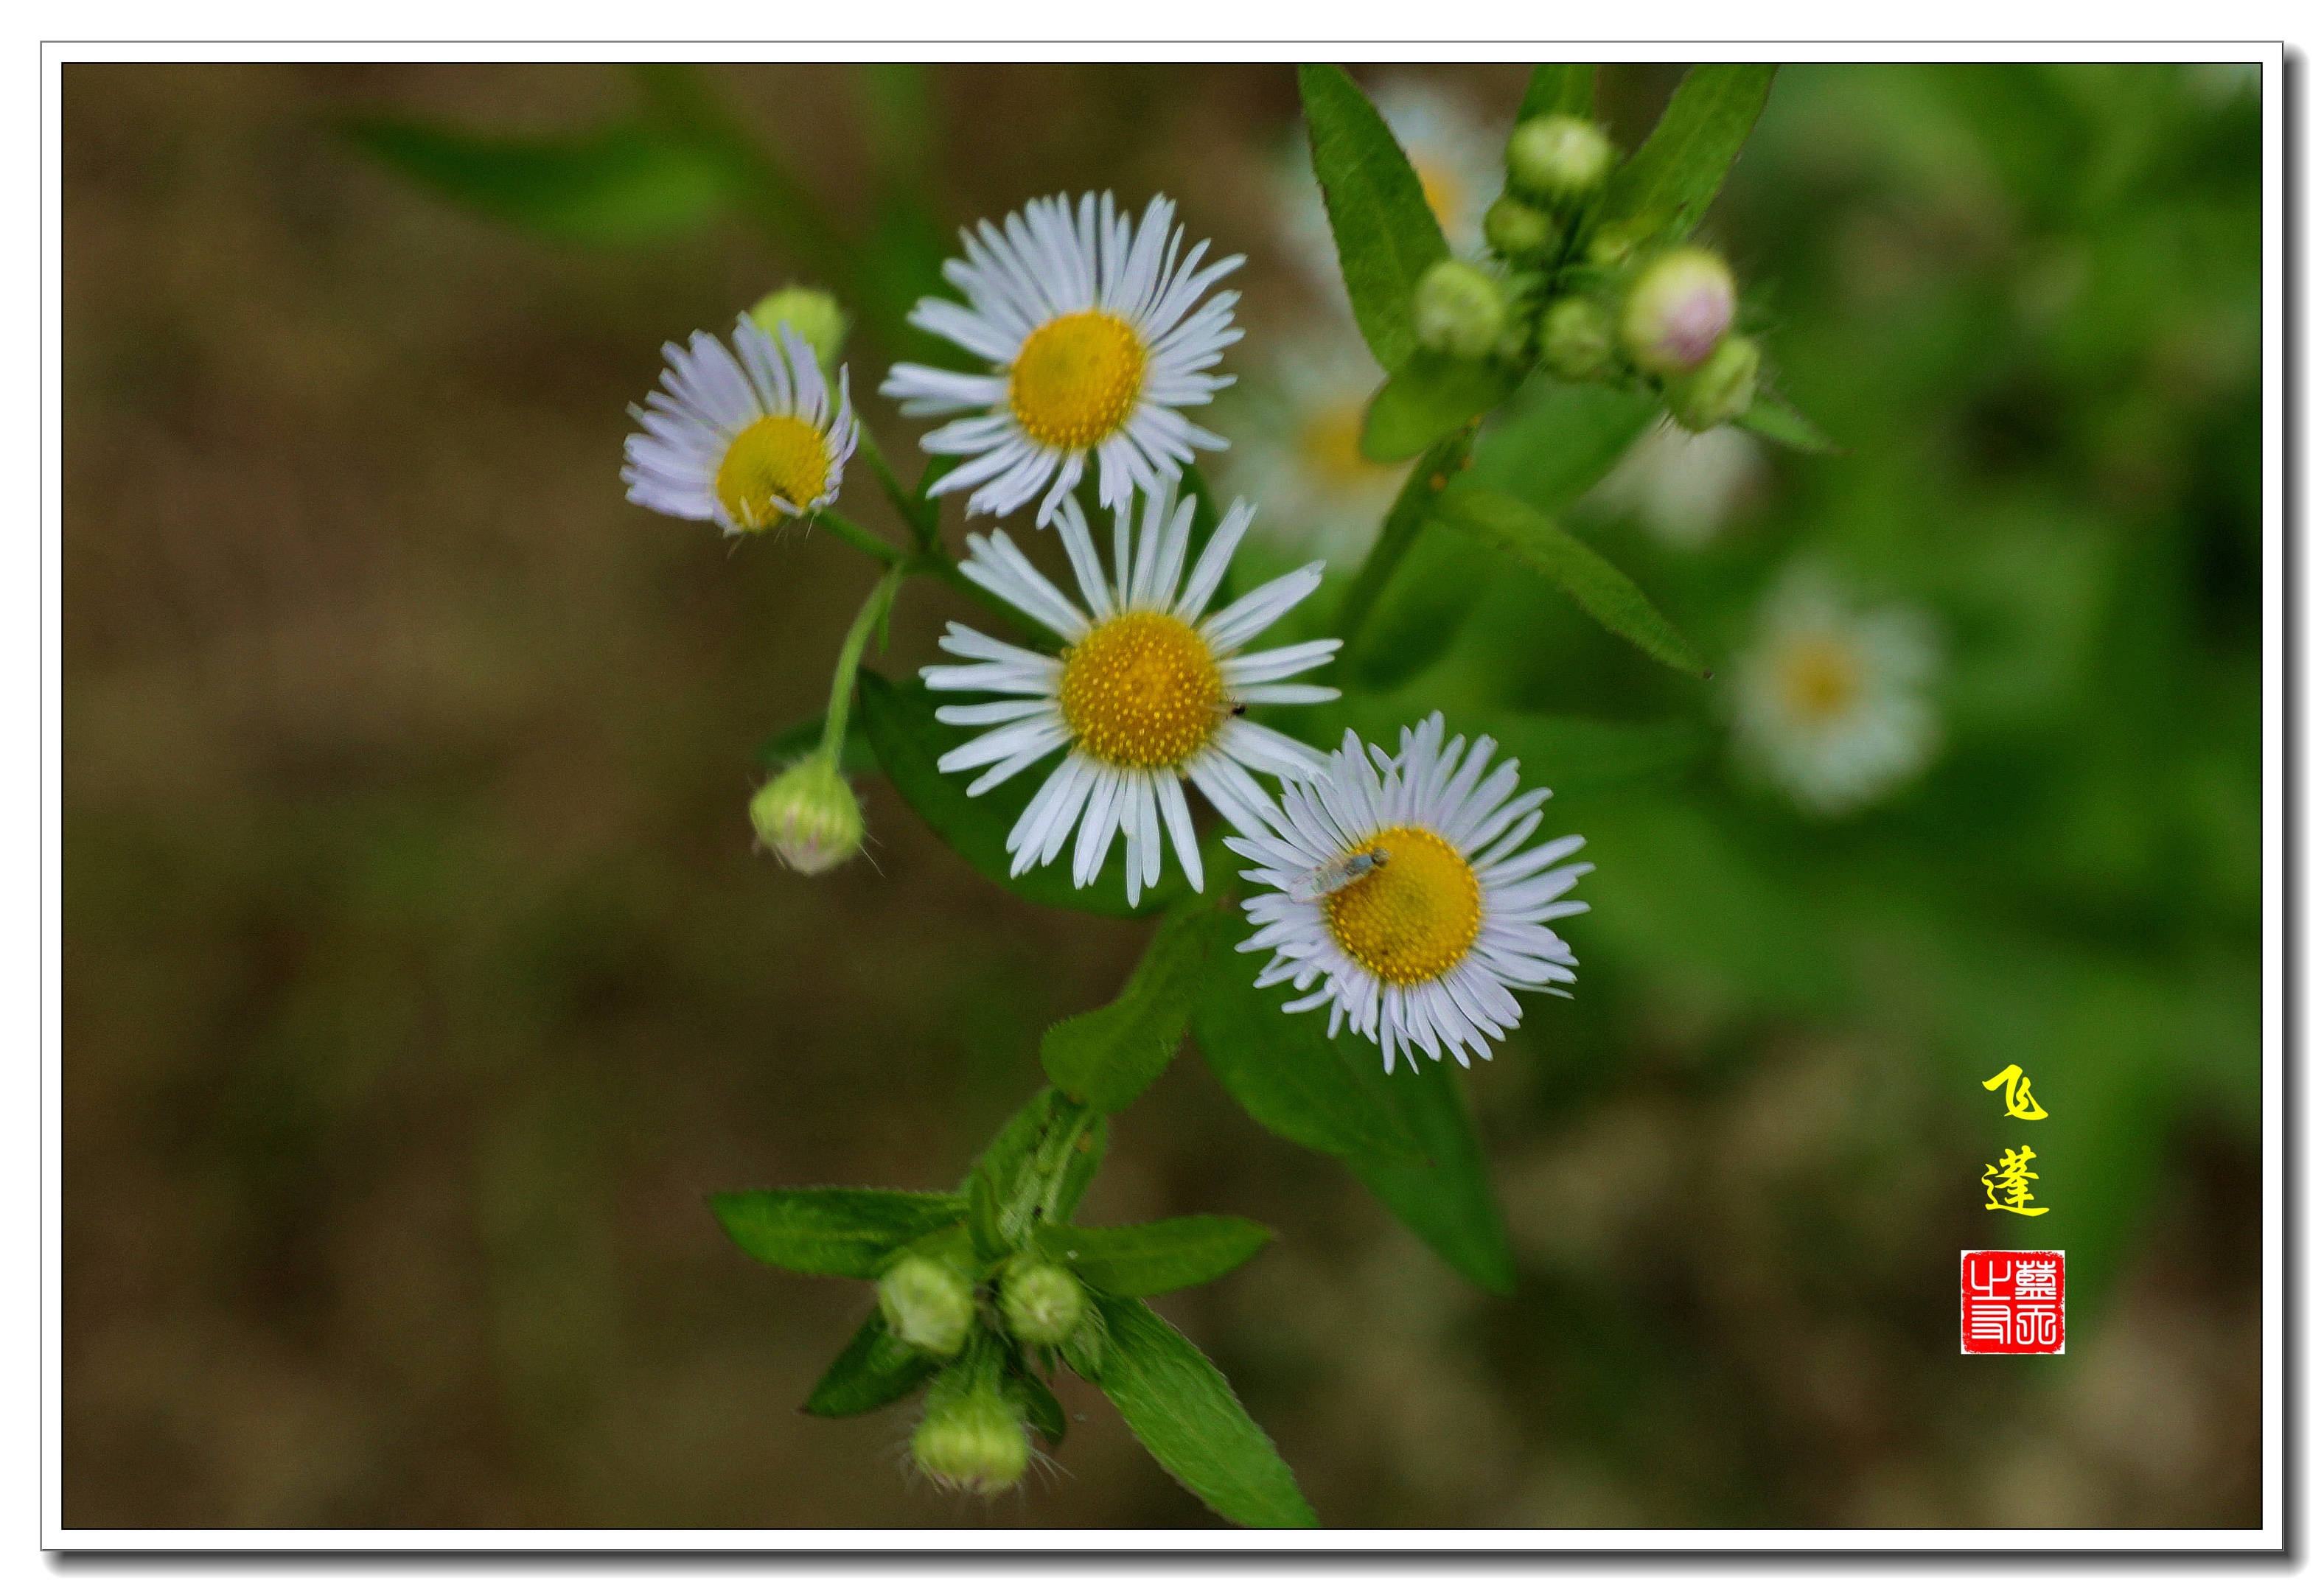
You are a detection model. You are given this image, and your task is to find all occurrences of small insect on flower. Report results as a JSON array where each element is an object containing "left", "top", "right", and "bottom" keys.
[
  {"left": 921, "top": 481, "right": 1342, "bottom": 906},
  {"left": 1291, "top": 845, "right": 1390, "bottom": 903},
  {"left": 1228, "top": 715, "right": 1591, "bottom": 1072},
  {"left": 882, "top": 192, "right": 1244, "bottom": 527},
  {"left": 622, "top": 315, "right": 859, "bottom": 534}
]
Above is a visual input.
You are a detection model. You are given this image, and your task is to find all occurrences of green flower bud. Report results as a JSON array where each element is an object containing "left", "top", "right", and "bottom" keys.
[
  {"left": 1621, "top": 248, "right": 1737, "bottom": 376},
  {"left": 1483, "top": 195, "right": 1555, "bottom": 259},
  {"left": 750, "top": 753, "right": 864, "bottom": 876},
  {"left": 1664, "top": 335, "right": 1762, "bottom": 432},
  {"left": 878, "top": 1254, "right": 974, "bottom": 1358},
  {"left": 1538, "top": 296, "right": 1616, "bottom": 380},
  {"left": 1412, "top": 259, "right": 1507, "bottom": 361},
  {"left": 999, "top": 1258, "right": 1086, "bottom": 1348},
  {"left": 910, "top": 1386, "right": 1030, "bottom": 1495},
  {"left": 750, "top": 284, "right": 850, "bottom": 371},
  {"left": 1505, "top": 115, "right": 1615, "bottom": 203}
]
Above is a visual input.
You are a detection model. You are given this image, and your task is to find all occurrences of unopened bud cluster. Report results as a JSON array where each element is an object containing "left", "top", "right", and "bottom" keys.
[
  {"left": 879, "top": 1243, "right": 1092, "bottom": 1495},
  {"left": 1405, "top": 108, "right": 1763, "bottom": 433}
]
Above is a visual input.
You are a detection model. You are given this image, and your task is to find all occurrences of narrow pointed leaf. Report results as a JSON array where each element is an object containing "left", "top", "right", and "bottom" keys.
[
  {"left": 1041, "top": 907, "right": 1209, "bottom": 1113},
  {"left": 1597, "top": 63, "right": 1779, "bottom": 252},
  {"left": 1189, "top": 907, "right": 1420, "bottom": 1163},
  {"left": 342, "top": 117, "right": 727, "bottom": 244},
  {"left": 709, "top": 1187, "right": 967, "bottom": 1278},
  {"left": 1468, "top": 379, "right": 1664, "bottom": 512},
  {"left": 1431, "top": 485, "right": 1708, "bottom": 677},
  {"left": 1086, "top": 1294, "right": 1317, "bottom": 1528},
  {"left": 1518, "top": 64, "right": 1598, "bottom": 122},
  {"left": 1736, "top": 389, "right": 1844, "bottom": 454},
  {"left": 966, "top": 1086, "right": 1109, "bottom": 1238},
  {"left": 1343, "top": 1045, "right": 1517, "bottom": 1294},
  {"left": 803, "top": 1310, "right": 938, "bottom": 1417},
  {"left": 856, "top": 671, "right": 1185, "bottom": 919},
  {"left": 1033, "top": 1215, "right": 1272, "bottom": 1298},
  {"left": 1361, "top": 353, "right": 1524, "bottom": 462},
  {"left": 1298, "top": 63, "right": 1451, "bottom": 371}
]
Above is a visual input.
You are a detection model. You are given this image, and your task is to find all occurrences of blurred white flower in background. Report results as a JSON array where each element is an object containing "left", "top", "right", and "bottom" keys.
[
  {"left": 1585, "top": 420, "right": 1769, "bottom": 549},
  {"left": 1730, "top": 565, "right": 1940, "bottom": 817},
  {"left": 1221, "top": 326, "right": 1407, "bottom": 563}
]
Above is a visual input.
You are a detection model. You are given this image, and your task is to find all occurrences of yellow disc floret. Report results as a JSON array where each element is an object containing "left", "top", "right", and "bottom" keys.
[
  {"left": 716, "top": 413, "right": 832, "bottom": 529},
  {"left": 1057, "top": 611, "right": 1223, "bottom": 769},
  {"left": 1777, "top": 633, "right": 1863, "bottom": 725},
  {"left": 1324, "top": 826, "right": 1482, "bottom": 985},
  {"left": 1009, "top": 311, "right": 1146, "bottom": 449}
]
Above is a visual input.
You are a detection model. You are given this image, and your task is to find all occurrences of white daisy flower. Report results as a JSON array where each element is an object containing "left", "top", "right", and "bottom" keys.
[
  {"left": 921, "top": 483, "right": 1341, "bottom": 906},
  {"left": 881, "top": 192, "right": 1244, "bottom": 528},
  {"left": 1219, "top": 325, "right": 1406, "bottom": 563},
  {"left": 1281, "top": 76, "right": 1501, "bottom": 297},
  {"left": 1226, "top": 714, "right": 1591, "bottom": 1072},
  {"left": 1730, "top": 565, "right": 1941, "bottom": 816},
  {"left": 622, "top": 315, "right": 859, "bottom": 534},
  {"left": 1584, "top": 419, "right": 1768, "bottom": 549}
]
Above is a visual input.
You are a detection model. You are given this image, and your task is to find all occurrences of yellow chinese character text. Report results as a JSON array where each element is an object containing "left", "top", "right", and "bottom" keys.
[
  {"left": 1981, "top": 1145, "right": 2049, "bottom": 1217},
  {"left": 1981, "top": 1064, "right": 2048, "bottom": 1121}
]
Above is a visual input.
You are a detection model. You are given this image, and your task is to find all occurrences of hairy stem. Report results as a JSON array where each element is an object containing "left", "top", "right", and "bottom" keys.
[{"left": 820, "top": 566, "right": 908, "bottom": 761}]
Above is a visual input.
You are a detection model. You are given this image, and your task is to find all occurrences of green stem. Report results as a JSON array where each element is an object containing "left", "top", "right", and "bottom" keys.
[
  {"left": 1011, "top": 1097, "right": 1102, "bottom": 1240},
  {"left": 820, "top": 566, "right": 907, "bottom": 761},
  {"left": 812, "top": 506, "right": 904, "bottom": 568},
  {"left": 1331, "top": 423, "right": 1479, "bottom": 662},
  {"left": 856, "top": 430, "right": 938, "bottom": 550}
]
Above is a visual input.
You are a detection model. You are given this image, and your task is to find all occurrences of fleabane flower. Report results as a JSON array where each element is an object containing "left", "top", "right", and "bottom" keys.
[
  {"left": 922, "top": 483, "right": 1340, "bottom": 906},
  {"left": 1280, "top": 77, "right": 1498, "bottom": 291},
  {"left": 1227, "top": 715, "right": 1590, "bottom": 1072},
  {"left": 1730, "top": 566, "right": 1940, "bottom": 815},
  {"left": 1221, "top": 327, "right": 1404, "bottom": 562},
  {"left": 622, "top": 315, "right": 859, "bottom": 533},
  {"left": 882, "top": 193, "right": 1243, "bottom": 527}
]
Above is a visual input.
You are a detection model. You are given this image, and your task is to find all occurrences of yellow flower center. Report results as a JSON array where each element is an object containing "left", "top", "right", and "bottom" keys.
[
  {"left": 1777, "top": 634, "right": 1863, "bottom": 725},
  {"left": 1322, "top": 826, "right": 1482, "bottom": 986},
  {"left": 716, "top": 414, "right": 831, "bottom": 529},
  {"left": 1009, "top": 311, "right": 1146, "bottom": 450},
  {"left": 1056, "top": 611, "right": 1222, "bottom": 769},
  {"left": 1297, "top": 401, "right": 1390, "bottom": 490},
  {"left": 1413, "top": 158, "right": 1464, "bottom": 234}
]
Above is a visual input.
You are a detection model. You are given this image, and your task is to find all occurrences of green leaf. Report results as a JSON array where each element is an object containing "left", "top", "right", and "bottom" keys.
[
  {"left": 1041, "top": 907, "right": 1209, "bottom": 1113},
  {"left": 1345, "top": 520, "right": 1501, "bottom": 693},
  {"left": 803, "top": 1311, "right": 938, "bottom": 1417},
  {"left": 1518, "top": 64, "right": 1598, "bottom": 122},
  {"left": 1034, "top": 1215, "right": 1272, "bottom": 1298},
  {"left": 1298, "top": 63, "right": 1451, "bottom": 371},
  {"left": 1344, "top": 1048, "right": 1517, "bottom": 1295},
  {"left": 1431, "top": 486, "right": 1708, "bottom": 677},
  {"left": 1361, "top": 354, "right": 1524, "bottom": 462},
  {"left": 1735, "top": 389, "right": 1844, "bottom": 454},
  {"left": 1188, "top": 907, "right": 1420, "bottom": 1163},
  {"left": 341, "top": 117, "right": 727, "bottom": 244},
  {"left": 708, "top": 1187, "right": 966, "bottom": 1279},
  {"left": 1085, "top": 1294, "right": 1316, "bottom": 1528},
  {"left": 966, "top": 1088, "right": 1109, "bottom": 1240},
  {"left": 856, "top": 671, "right": 1184, "bottom": 919},
  {"left": 1333, "top": 696, "right": 1706, "bottom": 803},
  {"left": 1597, "top": 64, "right": 1779, "bottom": 252},
  {"left": 1009, "top": 1365, "right": 1069, "bottom": 1445},
  {"left": 1468, "top": 380, "right": 1663, "bottom": 512},
  {"left": 756, "top": 715, "right": 876, "bottom": 777}
]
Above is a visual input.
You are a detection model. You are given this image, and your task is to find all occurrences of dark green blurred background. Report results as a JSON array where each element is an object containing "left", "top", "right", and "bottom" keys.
[{"left": 63, "top": 61, "right": 2264, "bottom": 1529}]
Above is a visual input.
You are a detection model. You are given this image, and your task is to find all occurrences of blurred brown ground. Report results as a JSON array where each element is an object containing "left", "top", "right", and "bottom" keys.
[{"left": 61, "top": 62, "right": 2261, "bottom": 1530}]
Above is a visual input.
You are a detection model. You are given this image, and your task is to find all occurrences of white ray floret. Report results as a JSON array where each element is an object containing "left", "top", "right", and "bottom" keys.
[
  {"left": 1226, "top": 714, "right": 1591, "bottom": 1072},
  {"left": 623, "top": 315, "right": 859, "bottom": 534},
  {"left": 882, "top": 192, "right": 1243, "bottom": 528},
  {"left": 922, "top": 483, "right": 1340, "bottom": 907}
]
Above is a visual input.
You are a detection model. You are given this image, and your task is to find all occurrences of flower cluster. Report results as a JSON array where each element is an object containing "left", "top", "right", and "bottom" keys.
[{"left": 621, "top": 189, "right": 1593, "bottom": 1077}]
